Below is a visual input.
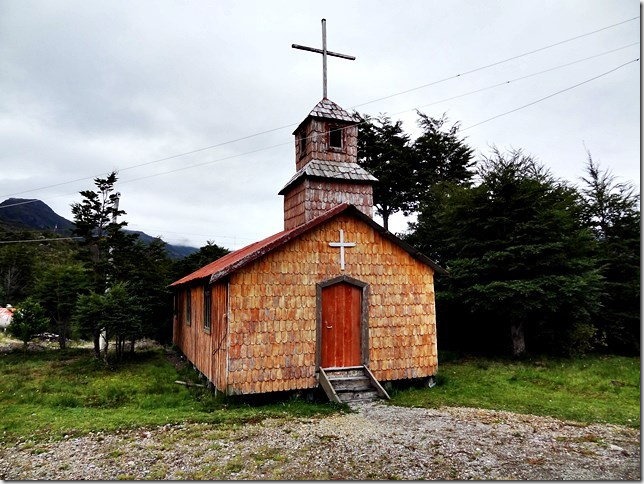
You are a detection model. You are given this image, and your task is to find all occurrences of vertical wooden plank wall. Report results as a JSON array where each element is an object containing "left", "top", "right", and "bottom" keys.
[
  {"left": 210, "top": 282, "right": 228, "bottom": 391},
  {"left": 225, "top": 214, "right": 437, "bottom": 395},
  {"left": 190, "top": 285, "right": 210, "bottom": 380},
  {"left": 173, "top": 282, "right": 229, "bottom": 392}
]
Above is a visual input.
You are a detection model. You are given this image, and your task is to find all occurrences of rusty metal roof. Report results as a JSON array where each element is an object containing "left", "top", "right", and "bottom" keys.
[
  {"left": 278, "top": 159, "right": 377, "bottom": 195},
  {"left": 169, "top": 204, "right": 445, "bottom": 288}
]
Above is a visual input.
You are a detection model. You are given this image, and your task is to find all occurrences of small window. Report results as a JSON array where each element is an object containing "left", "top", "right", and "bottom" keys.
[
  {"left": 204, "top": 287, "right": 211, "bottom": 332},
  {"left": 185, "top": 288, "right": 191, "bottom": 326},
  {"left": 329, "top": 125, "right": 342, "bottom": 149},
  {"left": 299, "top": 135, "right": 306, "bottom": 158}
]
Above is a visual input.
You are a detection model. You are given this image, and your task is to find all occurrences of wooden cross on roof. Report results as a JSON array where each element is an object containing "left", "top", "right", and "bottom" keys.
[{"left": 292, "top": 19, "right": 356, "bottom": 99}]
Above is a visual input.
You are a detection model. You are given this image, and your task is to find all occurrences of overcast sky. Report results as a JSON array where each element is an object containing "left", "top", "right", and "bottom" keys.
[{"left": 0, "top": 0, "right": 639, "bottom": 250}]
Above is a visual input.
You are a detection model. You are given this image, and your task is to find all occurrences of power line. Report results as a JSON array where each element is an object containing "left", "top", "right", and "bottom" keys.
[
  {"left": 0, "top": 60, "right": 636, "bottom": 246},
  {"left": 104, "top": 58, "right": 644, "bottom": 185},
  {"left": 390, "top": 43, "right": 638, "bottom": 115},
  {"left": 351, "top": 17, "right": 638, "bottom": 109},
  {"left": 0, "top": 237, "right": 83, "bottom": 244},
  {"left": 0, "top": 16, "right": 637, "bottom": 203},
  {"left": 461, "top": 58, "right": 639, "bottom": 131},
  {"left": 0, "top": 48, "right": 637, "bottom": 211}
]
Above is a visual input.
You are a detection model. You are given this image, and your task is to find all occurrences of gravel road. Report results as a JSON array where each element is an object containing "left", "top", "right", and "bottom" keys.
[{"left": 1, "top": 403, "right": 639, "bottom": 480}]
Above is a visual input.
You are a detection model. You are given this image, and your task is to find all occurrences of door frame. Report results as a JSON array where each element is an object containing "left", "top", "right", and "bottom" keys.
[{"left": 316, "top": 275, "right": 370, "bottom": 370}]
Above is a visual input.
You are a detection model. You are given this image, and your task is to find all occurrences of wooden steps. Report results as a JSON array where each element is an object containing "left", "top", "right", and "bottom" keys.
[{"left": 318, "top": 366, "right": 390, "bottom": 404}]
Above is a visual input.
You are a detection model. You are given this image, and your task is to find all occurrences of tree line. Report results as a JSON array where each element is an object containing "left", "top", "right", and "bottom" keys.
[
  {"left": 0, "top": 175, "right": 228, "bottom": 363},
  {"left": 357, "top": 111, "right": 639, "bottom": 357},
  {"left": 1, "top": 112, "right": 638, "bottom": 359}
]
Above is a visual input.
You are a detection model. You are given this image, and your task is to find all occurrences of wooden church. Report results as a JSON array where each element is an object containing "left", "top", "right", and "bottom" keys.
[{"left": 170, "top": 24, "right": 443, "bottom": 403}]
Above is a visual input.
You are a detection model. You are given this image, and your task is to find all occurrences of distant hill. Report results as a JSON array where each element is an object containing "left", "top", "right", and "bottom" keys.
[
  {"left": 0, "top": 198, "right": 198, "bottom": 259},
  {"left": 0, "top": 198, "right": 75, "bottom": 234}
]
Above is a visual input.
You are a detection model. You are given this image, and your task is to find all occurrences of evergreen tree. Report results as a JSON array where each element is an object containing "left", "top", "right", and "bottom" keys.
[
  {"left": 580, "top": 153, "right": 640, "bottom": 354},
  {"left": 0, "top": 235, "right": 37, "bottom": 304},
  {"left": 357, "top": 113, "right": 413, "bottom": 230},
  {"left": 71, "top": 172, "right": 126, "bottom": 293},
  {"left": 34, "top": 262, "right": 89, "bottom": 349},
  {"left": 416, "top": 149, "right": 601, "bottom": 356},
  {"left": 173, "top": 240, "right": 230, "bottom": 279},
  {"left": 73, "top": 283, "right": 143, "bottom": 362},
  {"left": 112, "top": 237, "right": 175, "bottom": 345}
]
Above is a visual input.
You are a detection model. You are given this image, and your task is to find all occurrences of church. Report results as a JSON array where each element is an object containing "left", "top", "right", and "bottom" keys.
[{"left": 170, "top": 22, "right": 442, "bottom": 403}]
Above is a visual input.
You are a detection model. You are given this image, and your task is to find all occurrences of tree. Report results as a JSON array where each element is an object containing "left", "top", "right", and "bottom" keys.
[
  {"left": 72, "top": 291, "right": 106, "bottom": 358},
  {"left": 71, "top": 172, "right": 130, "bottom": 356},
  {"left": 415, "top": 148, "right": 602, "bottom": 356},
  {"left": 0, "top": 236, "right": 37, "bottom": 304},
  {"left": 356, "top": 111, "right": 474, "bottom": 231},
  {"left": 357, "top": 113, "right": 413, "bottom": 230},
  {"left": 33, "top": 262, "right": 89, "bottom": 349},
  {"left": 112, "top": 237, "right": 175, "bottom": 346},
  {"left": 580, "top": 152, "right": 640, "bottom": 354},
  {"left": 173, "top": 241, "right": 230, "bottom": 279},
  {"left": 71, "top": 172, "right": 127, "bottom": 293},
  {"left": 102, "top": 283, "right": 144, "bottom": 361},
  {"left": 410, "top": 112, "right": 475, "bottom": 206},
  {"left": 73, "top": 283, "right": 143, "bottom": 363},
  {"left": 8, "top": 297, "right": 49, "bottom": 350}
]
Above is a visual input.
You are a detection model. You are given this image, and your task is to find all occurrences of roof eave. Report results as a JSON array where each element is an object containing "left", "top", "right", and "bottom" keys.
[{"left": 278, "top": 173, "right": 377, "bottom": 195}]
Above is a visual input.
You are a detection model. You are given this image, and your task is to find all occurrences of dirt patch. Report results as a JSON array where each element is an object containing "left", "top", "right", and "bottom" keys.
[{"left": 0, "top": 403, "right": 639, "bottom": 480}]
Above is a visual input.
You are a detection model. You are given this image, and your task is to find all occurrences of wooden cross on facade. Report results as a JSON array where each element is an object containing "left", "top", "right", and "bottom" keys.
[
  {"left": 329, "top": 229, "right": 356, "bottom": 271},
  {"left": 292, "top": 18, "right": 356, "bottom": 99}
]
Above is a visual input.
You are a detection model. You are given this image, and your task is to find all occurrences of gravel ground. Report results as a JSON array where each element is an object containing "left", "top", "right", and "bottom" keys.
[{"left": 0, "top": 403, "right": 639, "bottom": 480}]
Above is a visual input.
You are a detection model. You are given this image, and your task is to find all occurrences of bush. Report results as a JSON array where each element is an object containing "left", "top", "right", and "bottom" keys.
[{"left": 7, "top": 298, "right": 49, "bottom": 349}]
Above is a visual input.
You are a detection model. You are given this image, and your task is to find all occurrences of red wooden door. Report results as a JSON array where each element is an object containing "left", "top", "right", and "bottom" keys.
[{"left": 321, "top": 282, "right": 362, "bottom": 368}]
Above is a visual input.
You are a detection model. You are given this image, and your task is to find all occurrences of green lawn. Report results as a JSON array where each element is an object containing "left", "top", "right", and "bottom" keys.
[
  {"left": 390, "top": 353, "right": 640, "bottom": 427},
  {"left": 1, "top": 346, "right": 639, "bottom": 445},
  {"left": 0, "top": 347, "right": 340, "bottom": 444}
]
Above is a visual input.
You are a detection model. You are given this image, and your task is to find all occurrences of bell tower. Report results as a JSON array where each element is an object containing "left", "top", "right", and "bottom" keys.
[
  {"left": 281, "top": 20, "right": 377, "bottom": 230},
  {"left": 279, "top": 99, "right": 377, "bottom": 230}
]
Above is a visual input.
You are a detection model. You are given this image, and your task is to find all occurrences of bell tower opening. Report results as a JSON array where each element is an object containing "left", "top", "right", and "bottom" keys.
[{"left": 329, "top": 124, "right": 342, "bottom": 149}]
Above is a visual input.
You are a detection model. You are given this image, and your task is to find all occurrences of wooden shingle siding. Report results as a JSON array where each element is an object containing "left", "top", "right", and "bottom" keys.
[
  {"left": 225, "top": 214, "right": 437, "bottom": 395},
  {"left": 284, "top": 179, "right": 373, "bottom": 230},
  {"left": 294, "top": 119, "right": 358, "bottom": 171}
]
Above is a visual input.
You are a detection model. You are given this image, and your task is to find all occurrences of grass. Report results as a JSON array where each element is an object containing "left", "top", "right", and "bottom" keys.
[
  {"left": 1, "top": 343, "right": 639, "bottom": 445},
  {"left": 390, "top": 353, "right": 640, "bottom": 427},
  {"left": 0, "top": 346, "right": 342, "bottom": 444}
]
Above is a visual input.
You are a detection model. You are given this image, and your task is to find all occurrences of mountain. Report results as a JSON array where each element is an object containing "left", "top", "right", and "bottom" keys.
[
  {"left": 0, "top": 198, "right": 198, "bottom": 259},
  {"left": 0, "top": 198, "right": 75, "bottom": 234}
]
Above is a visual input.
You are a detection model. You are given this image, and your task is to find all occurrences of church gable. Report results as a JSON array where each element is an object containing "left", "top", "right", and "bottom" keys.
[{"left": 224, "top": 210, "right": 438, "bottom": 393}]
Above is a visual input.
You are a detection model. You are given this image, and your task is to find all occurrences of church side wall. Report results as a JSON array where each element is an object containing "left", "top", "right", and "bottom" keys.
[
  {"left": 173, "top": 283, "right": 229, "bottom": 392},
  {"left": 225, "top": 214, "right": 437, "bottom": 395}
]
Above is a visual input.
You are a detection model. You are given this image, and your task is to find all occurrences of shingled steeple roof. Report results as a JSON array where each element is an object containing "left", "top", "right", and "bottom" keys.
[{"left": 293, "top": 98, "right": 360, "bottom": 134}]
